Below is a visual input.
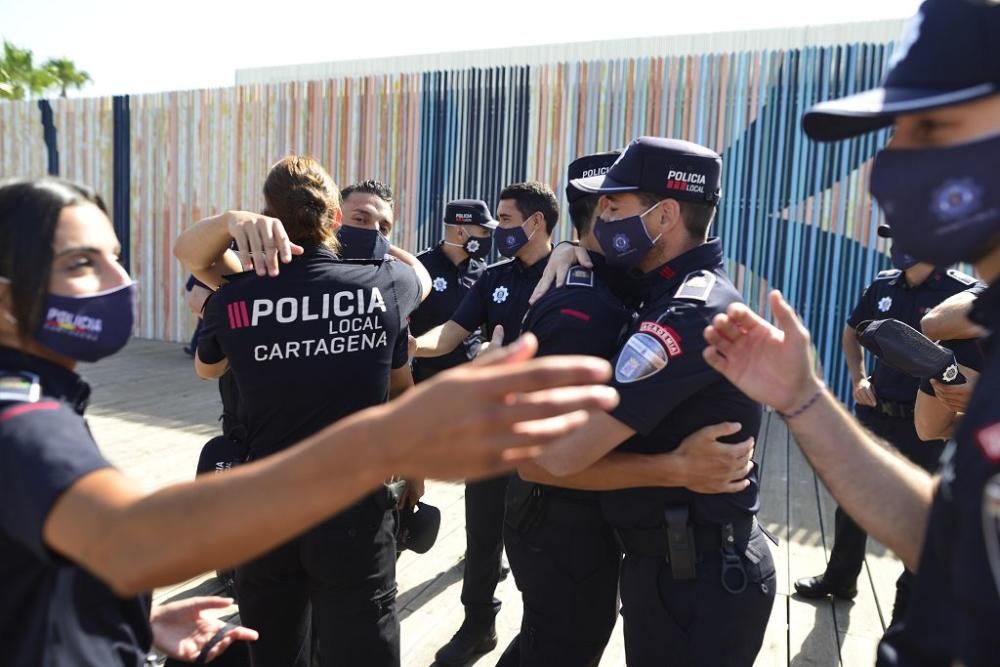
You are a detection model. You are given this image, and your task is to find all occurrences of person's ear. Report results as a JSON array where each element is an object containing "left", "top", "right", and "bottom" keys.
[{"left": 659, "top": 199, "right": 682, "bottom": 234}]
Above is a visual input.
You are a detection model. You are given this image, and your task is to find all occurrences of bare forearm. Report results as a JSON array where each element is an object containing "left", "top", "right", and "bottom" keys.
[
  {"left": 787, "top": 389, "right": 935, "bottom": 570},
  {"left": 921, "top": 293, "right": 985, "bottom": 340},
  {"left": 415, "top": 321, "right": 469, "bottom": 358},
  {"left": 173, "top": 213, "right": 242, "bottom": 287},
  {"left": 914, "top": 391, "right": 957, "bottom": 441},
  {"left": 519, "top": 452, "right": 680, "bottom": 490},
  {"left": 90, "top": 411, "right": 392, "bottom": 594},
  {"left": 842, "top": 327, "right": 867, "bottom": 386}
]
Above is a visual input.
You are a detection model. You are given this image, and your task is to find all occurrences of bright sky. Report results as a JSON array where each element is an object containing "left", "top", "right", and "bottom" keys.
[{"left": 0, "top": 0, "right": 923, "bottom": 98}]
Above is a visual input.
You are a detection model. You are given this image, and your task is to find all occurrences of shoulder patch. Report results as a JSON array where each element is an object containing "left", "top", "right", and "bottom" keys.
[
  {"left": 946, "top": 268, "right": 977, "bottom": 286},
  {"left": 876, "top": 269, "right": 902, "bottom": 280},
  {"left": 0, "top": 371, "right": 41, "bottom": 404},
  {"left": 674, "top": 270, "right": 717, "bottom": 302},
  {"left": 565, "top": 266, "right": 595, "bottom": 288},
  {"left": 615, "top": 332, "right": 669, "bottom": 383}
]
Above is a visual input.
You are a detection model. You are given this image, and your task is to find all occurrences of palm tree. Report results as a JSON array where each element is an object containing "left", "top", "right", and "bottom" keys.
[
  {"left": 0, "top": 41, "right": 55, "bottom": 99},
  {"left": 43, "top": 57, "right": 92, "bottom": 98}
]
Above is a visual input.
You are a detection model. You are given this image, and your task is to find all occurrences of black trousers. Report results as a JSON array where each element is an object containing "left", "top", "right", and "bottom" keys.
[
  {"left": 234, "top": 495, "right": 399, "bottom": 667},
  {"left": 502, "top": 486, "right": 621, "bottom": 667},
  {"left": 826, "top": 405, "right": 946, "bottom": 624},
  {"left": 460, "top": 474, "right": 510, "bottom": 627},
  {"left": 620, "top": 524, "right": 776, "bottom": 666}
]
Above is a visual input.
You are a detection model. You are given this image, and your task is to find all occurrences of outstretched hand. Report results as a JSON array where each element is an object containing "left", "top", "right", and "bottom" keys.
[
  {"left": 703, "top": 290, "right": 823, "bottom": 414},
  {"left": 151, "top": 596, "right": 257, "bottom": 663}
]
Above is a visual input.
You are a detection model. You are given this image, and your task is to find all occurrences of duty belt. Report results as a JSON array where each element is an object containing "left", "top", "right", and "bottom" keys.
[
  {"left": 614, "top": 507, "right": 757, "bottom": 591},
  {"left": 875, "top": 400, "right": 915, "bottom": 419}
]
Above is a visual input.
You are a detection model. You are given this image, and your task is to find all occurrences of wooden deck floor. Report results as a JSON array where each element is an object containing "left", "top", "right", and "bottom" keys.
[{"left": 82, "top": 339, "right": 903, "bottom": 666}]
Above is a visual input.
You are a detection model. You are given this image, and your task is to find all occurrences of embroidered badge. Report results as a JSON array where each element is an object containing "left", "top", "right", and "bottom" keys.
[
  {"left": 614, "top": 332, "right": 669, "bottom": 383},
  {"left": 493, "top": 286, "right": 510, "bottom": 304},
  {"left": 565, "top": 267, "right": 595, "bottom": 288},
  {"left": 878, "top": 296, "right": 893, "bottom": 313},
  {"left": 0, "top": 372, "right": 41, "bottom": 403},
  {"left": 932, "top": 178, "right": 983, "bottom": 222},
  {"left": 432, "top": 277, "right": 448, "bottom": 292},
  {"left": 942, "top": 364, "right": 959, "bottom": 383},
  {"left": 466, "top": 239, "right": 481, "bottom": 253},
  {"left": 639, "top": 321, "right": 683, "bottom": 357}
]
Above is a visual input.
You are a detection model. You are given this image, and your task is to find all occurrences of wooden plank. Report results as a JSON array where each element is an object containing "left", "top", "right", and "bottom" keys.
[
  {"left": 754, "top": 411, "right": 790, "bottom": 667},
  {"left": 786, "top": 424, "right": 842, "bottom": 666}
]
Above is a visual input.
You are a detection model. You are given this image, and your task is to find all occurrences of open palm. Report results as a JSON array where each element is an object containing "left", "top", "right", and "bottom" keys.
[
  {"left": 702, "top": 290, "right": 822, "bottom": 414},
  {"left": 151, "top": 596, "right": 257, "bottom": 663}
]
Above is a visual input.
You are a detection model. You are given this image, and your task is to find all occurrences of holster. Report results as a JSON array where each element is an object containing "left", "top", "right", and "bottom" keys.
[
  {"left": 505, "top": 478, "right": 547, "bottom": 535},
  {"left": 664, "top": 507, "right": 697, "bottom": 580}
]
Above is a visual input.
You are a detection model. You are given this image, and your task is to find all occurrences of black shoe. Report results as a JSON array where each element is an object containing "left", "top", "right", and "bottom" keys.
[
  {"left": 434, "top": 620, "right": 498, "bottom": 666},
  {"left": 794, "top": 574, "right": 858, "bottom": 600}
]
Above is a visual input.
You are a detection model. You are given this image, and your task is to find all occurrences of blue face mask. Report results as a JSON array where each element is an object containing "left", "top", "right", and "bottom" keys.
[
  {"left": 593, "top": 202, "right": 663, "bottom": 268},
  {"left": 889, "top": 243, "right": 918, "bottom": 270},
  {"left": 870, "top": 132, "right": 1000, "bottom": 267},
  {"left": 494, "top": 218, "right": 537, "bottom": 258},
  {"left": 34, "top": 282, "right": 137, "bottom": 363},
  {"left": 337, "top": 225, "right": 391, "bottom": 260}
]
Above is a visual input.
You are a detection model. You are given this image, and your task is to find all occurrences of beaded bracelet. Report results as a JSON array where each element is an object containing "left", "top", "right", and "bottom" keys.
[{"left": 777, "top": 382, "right": 826, "bottom": 420}]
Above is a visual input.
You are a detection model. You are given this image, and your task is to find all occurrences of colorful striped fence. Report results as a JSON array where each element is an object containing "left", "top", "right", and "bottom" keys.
[{"left": 0, "top": 38, "right": 902, "bottom": 403}]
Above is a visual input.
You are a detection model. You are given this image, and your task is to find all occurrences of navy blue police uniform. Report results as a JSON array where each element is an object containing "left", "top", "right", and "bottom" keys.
[
  {"left": 877, "top": 281, "right": 1000, "bottom": 666},
  {"left": 0, "top": 347, "right": 153, "bottom": 666},
  {"left": 820, "top": 266, "right": 981, "bottom": 619},
  {"left": 503, "top": 252, "right": 637, "bottom": 667},
  {"left": 444, "top": 250, "right": 550, "bottom": 634},
  {"left": 409, "top": 248, "right": 485, "bottom": 382},
  {"left": 197, "top": 242, "right": 421, "bottom": 667},
  {"left": 602, "top": 239, "right": 773, "bottom": 666}
]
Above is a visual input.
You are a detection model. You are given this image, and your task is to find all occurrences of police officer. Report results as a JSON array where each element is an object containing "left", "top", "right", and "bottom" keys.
[
  {"left": 417, "top": 182, "right": 558, "bottom": 666},
  {"left": 531, "top": 136, "right": 774, "bottom": 666},
  {"left": 336, "top": 180, "right": 395, "bottom": 260},
  {"left": 796, "top": 246, "right": 978, "bottom": 622},
  {"left": 409, "top": 199, "right": 494, "bottom": 384},
  {"left": 701, "top": 2, "right": 1000, "bottom": 664},
  {"left": 500, "top": 150, "right": 635, "bottom": 666},
  {"left": 180, "top": 157, "right": 425, "bottom": 666}
]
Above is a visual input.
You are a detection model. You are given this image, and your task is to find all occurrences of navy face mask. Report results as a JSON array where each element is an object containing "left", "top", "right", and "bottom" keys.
[
  {"left": 889, "top": 243, "right": 918, "bottom": 270},
  {"left": 870, "top": 132, "right": 1000, "bottom": 267},
  {"left": 444, "top": 225, "right": 493, "bottom": 260},
  {"left": 338, "top": 225, "right": 391, "bottom": 260},
  {"left": 34, "top": 282, "right": 137, "bottom": 363},
  {"left": 593, "top": 201, "right": 663, "bottom": 268},
  {"left": 494, "top": 218, "right": 537, "bottom": 258}
]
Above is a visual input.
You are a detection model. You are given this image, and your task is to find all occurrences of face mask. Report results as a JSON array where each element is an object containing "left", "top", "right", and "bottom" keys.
[
  {"left": 444, "top": 225, "right": 493, "bottom": 259},
  {"left": 34, "top": 282, "right": 136, "bottom": 362},
  {"left": 338, "top": 225, "right": 391, "bottom": 260},
  {"left": 593, "top": 202, "right": 663, "bottom": 268},
  {"left": 494, "top": 218, "right": 537, "bottom": 258},
  {"left": 870, "top": 133, "right": 1000, "bottom": 266},
  {"left": 889, "top": 243, "right": 918, "bottom": 270}
]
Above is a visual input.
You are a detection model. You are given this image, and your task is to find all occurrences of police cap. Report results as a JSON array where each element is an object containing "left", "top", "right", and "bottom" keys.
[
  {"left": 444, "top": 199, "right": 498, "bottom": 229},
  {"left": 565, "top": 150, "right": 622, "bottom": 203}
]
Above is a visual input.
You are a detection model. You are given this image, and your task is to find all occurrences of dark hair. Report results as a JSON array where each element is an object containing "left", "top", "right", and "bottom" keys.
[
  {"left": 340, "top": 179, "right": 394, "bottom": 208},
  {"left": 499, "top": 181, "right": 559, "bottom": 234},
  {"left": 568, "top": 193, "right": 602, "bottom": 238},
  {"left": 262, "top": 156, "right": 341, "bottom": 250},
  {"left": 0, "top": 178, "right": 108, "bottom": 339},
  {"left": 637, "top": 191, "right": 717, "bottom": 241}
]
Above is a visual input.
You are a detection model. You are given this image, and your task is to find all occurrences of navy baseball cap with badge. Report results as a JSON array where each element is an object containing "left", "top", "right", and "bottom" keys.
[
  {"left": 570, "top": 136, "right": 722, "bottom": 205},
  {"left": 565, "top": 150, "right": 622, "bottom": 203},
  {"left": 444, "top": 199, "right": 498, "bottom": 229}
]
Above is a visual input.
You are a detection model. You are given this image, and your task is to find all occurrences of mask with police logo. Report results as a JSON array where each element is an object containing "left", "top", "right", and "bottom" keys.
[
  {"left": 593, "top": 201, "right": 663, "bottom": 268},
  {"left": 494, "top": 218, "right": 537, "bottom": 258},
  {"left": 33, "top": 282, "right": 137, "bottom": 363},
  {"left": 443, "top": 225, "right": 493, "bottom": 260},
  {"left": 870, "top": 132, "right": 1000, "bottom": 266},
  {"left": 337, "top": 225, "right": 391, "bottom": 260}
]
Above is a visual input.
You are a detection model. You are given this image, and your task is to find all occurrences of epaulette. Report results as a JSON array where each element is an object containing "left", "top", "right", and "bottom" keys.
[
  {"left": 945, "top": 268, "right": 977, "bottom": 286},
  {"left": 876, "top": 269, "right": 902, "bottom": 280},
  {"left": 416, "top": 246, "right": 436, "bottom": 259},
  {"left": 565, "top": 265, "right": 595, "bottom": 288},
  {"left": 0, "top": 371, "right": 41, "bottom": 404},
  {"left": 674, "top": 270, "right": 717, "bottom": 303}
]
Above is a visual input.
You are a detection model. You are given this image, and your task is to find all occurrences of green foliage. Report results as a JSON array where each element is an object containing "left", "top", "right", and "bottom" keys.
[{"left": 0, "top": 40, "right": 91, "bottom": 100}]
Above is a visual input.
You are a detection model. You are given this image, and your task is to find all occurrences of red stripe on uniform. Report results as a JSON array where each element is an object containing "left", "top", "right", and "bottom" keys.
[
  {"left": 560, "top": 308, "right": 591, "bottom": 322},
  {"left": 0, "top": 401, "right": 61, "bottom": 423},
  {"left": 239, "top": 301, "right": 250, "bottom": 327},
  {"left": 227, "top": 302, "right": 238, "bottom": 329}
]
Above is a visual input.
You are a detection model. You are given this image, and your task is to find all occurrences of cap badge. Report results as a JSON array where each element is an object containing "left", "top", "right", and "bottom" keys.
[{"left": 432, "top": 277, "right": 448, "bottom": 292}]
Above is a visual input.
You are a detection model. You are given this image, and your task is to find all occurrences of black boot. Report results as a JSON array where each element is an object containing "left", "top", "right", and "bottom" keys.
[
  {"left": 434, "top": 618, "right": 498, "bottom": 666},
  {"left": 794, "top": 573, "right": 858, "bottom": 600}
]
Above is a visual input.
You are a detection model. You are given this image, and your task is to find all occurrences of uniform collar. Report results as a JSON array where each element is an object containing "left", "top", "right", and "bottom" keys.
[
  {"left": 515, "top": 252, "right": 550, "bottom": 275},
  {"left": 434, "top": 242, "right": 476, "bottom": 273},
  {"left": 890, "top": 270, "right": 944, "bottom": 290},
  {"left": 0, "top": 345, "right": 91, "bottom": 414},
  {"left": 640, "top": 238, "right": 724, "bottom": 300}
]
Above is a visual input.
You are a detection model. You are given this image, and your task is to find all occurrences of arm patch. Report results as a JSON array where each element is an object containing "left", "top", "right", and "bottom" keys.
[
  {"left": 674, "top": 270, "right": 716, "bottom": 302},
  {"left": 565, "top": 266, "right": 595, "bottom": 288}
]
